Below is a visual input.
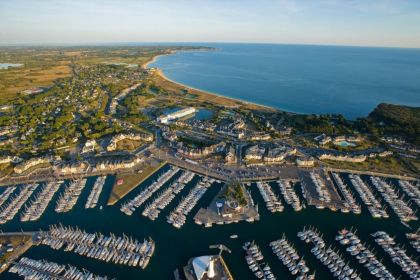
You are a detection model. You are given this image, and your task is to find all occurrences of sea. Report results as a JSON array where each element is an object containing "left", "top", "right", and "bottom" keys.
[
  {"left": 0, "top": 166, "right": 418, "bottom": 280},
  {"left": 149, "top": 43, "right": 420, "bottom": 119}
]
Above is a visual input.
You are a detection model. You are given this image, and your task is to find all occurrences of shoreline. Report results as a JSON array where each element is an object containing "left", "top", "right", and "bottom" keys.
[{"left": 143, "top": 51, "right": 280, "bottom": 113}]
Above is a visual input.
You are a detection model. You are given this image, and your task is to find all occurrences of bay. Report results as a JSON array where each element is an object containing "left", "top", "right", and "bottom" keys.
[{"left": 149, "top": 43, "right": 420, "bottom": 119}]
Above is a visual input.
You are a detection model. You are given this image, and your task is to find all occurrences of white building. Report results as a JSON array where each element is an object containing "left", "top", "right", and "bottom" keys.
[
  {"left": 157, "top": 107, "right": 197, "bottom": 124},
  {"left": 265, "top": 147, "right": 286, "bottom": 162},
  {"left": 82, "top": 140, "right": 97, "bottom": 154},
  {"left": 245, "top": 145, "right": 265, "bottom": 160},
  {"left": 296, "top": 157, "right": 315, "bottom": 167}
]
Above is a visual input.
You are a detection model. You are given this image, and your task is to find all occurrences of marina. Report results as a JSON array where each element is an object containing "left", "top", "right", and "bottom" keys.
[
  {"left": 372, "top": 231, "right": 420, "bottom": 279},
  {"left": 167, "top": 176, "right": 214, "bottom": 228},
  {"left": 256, "top": 182, "right": 283, "bottom": 213},
  {"left": 270, "top": 234, "right": 313, "bottom": 279},
  {"left": 85, "top": 176, "right": 106, "bottom": 209},
  {"left": 336, "top": 229, "right": 395, "bottom": 279},
  {"left": 120, "top": 166, "right": 179, "bottom": 216},
  {"left": 40, "top": 224, "right": 155, "bottom": 269},
  {"left": 20, "top": 182, "right": 62, "bottom": 222},
  {"left": 406, "top": 230, "right": 420, "bottom": 253},
  {"left": 370, "top": 177, "right": 417, "bottom": 223},
  {"left": 243, "top": 241, "right": 276, "bottom": 279},
  {"left": 398, "top": 180, "right": 420, "bottom": 207},
  {"left": 0, "top": 187, "right": 17, "bottom": 208},
  {"left": 331, "top": 173, "right": 361, "bottom": 214},
  {"left": 55, "top": 179, "right": 87, "bottom": 213},
  {"left": 9, "top": 257, "right": 112, "bottom": 280},
  {"left": 309, "top": 172, "right": 331, "bottom": 205},
  {"left": 142, "top": 171, "right": 195, "bottom": 220},
  {"left": 276, "top": 180, "right": 302, "bottom": 211},
  {"left": 0, "top": 184, "right": 38, "bottom": 224},
  {"left": 298, "top": 227, "right": 361, "bottom": 280},
  {"left": 0, "top": 167, "right": 418, "bottom": 279},
  {"left": 348, "top": 174, "right": 389, "bottom": 219}
]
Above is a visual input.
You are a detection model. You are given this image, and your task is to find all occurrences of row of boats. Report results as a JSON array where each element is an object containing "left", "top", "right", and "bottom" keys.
[
  {"left": 256, "top": 182, "right": 283, "bottom": 213},
  {"left": 298, "top": 227, "right": 361, "bottom": 280},
  {"left": 0, "top": 184, "right": 38, "bottom": 224},
  {"left": 276, "top": 180, "right": 302, "bottom": 211},
  {"left": 0, "top": 185, "right": 17, "bottom": 207},
  {"left": 372, "top": 231, "right": 419, "bottom": 279},
  {"left": 142, "top": 171, "right": 195, "bottom": 220},
  {"left": 348, "top": 174, "right": 389, "bottom": 219},
  {"left": 85, "top": 176, "right": 106, "bottom": 209},
  {"left": 243, "top": 241, "right": 276, "bottom": 280},
  {"left": 370, "top": 176, "right": 417, "bottom": 223},
  {"left": 398, "top": 180, "right": 420, "bottom": 207},
  {"left": 309, "top": 172, "right": 331, "bottom": 204},
  {"left": 406, "top": 230, "right": 420, "bottom": 253},
  {"left": 9, "top": 257, "right": 112, "bottom": 280},
  {"left": 167, "top": 177, "right": 215, "bottom": 228},
  {"left": 120, "top": 166, "right": 180, "bottom": 216},
  {"left": 331, "top": 173, "right": 361, "bottom": 214},
  {"left": 336, "top": 229, "right": 395, "bottom": 280},
  {"left": 270, "top": 235, "right": 313, "bottom": 279},
  {"left": 55, "top": 179, "right": 87, "bottom": 213},
  {"left": 21, "top": 181, "right": 62, "bottom": 222},
  {"left": 40, "top": 224, "right": 155, "bottom": 269}
]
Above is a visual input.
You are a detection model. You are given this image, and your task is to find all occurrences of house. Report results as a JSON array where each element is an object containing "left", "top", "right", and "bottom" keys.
[
  {"left": 0, "top": 156, "right": 12, "bottom": 164},
  {"left": 250, "top": 133, "right": 271, "bottom": 141},
  {"left": 82, "top": 139, "right": 97, "bottom": 154},
  {"left": 318, "top": 153, "right": 366, "bottom": 163},
  {"left": 245, "top": 145, "right": 265, "bottom": 160},
  {"left": 14, "top": 157, "right": 51, "bottom": 174},
  {"left": 314, "top": 134, "right": 332, "bottom": 145},
  {"left": 225, "top": 145, "right": 236, "bottom": 164},
  {"left": 55, "top": 161, "right": 88, "bottom": 175},
  {"left": 107, "top": 133, "right": 153, "bottom": 151},
  {"left": 296, "top": 157, "right": 315, "bottom": 167},
  {"left": 265, "top": 147, "right": 286, "bottom": 162}
]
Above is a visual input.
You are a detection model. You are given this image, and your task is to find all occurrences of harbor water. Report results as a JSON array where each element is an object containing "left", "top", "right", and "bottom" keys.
[{"left": 0, "top": 165, "right": 418, "bottom": 279}]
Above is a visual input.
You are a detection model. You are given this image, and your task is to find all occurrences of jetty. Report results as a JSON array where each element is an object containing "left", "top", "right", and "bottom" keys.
[
  {"left": 270, "top": 234, "right": 314, "bottom": 279},
  {"left": 55, "top": 179, "right": 87, "bottom": 213},
  {"left": 348, "top": 174, "right": 388, "bottom": 218},
  {"left": 0, "top": 184, "right": 38, "bottom": 224},
  {"left": 21, "top": 181, "right": 62, "bottom": 222},
  {"left": 9, "top": 257, "right": 113, "bottom": 280},
  {"left": 298, "top": 227, "right": 361, "bottom": 280},
  {"left": 120, "top": 166, "right": 179, "bottom": 216},
  {"left": 41, "top": 224, "right": 155, "bottom": 269},
  {"left": 85, "top": 176, "right": 106, "bottom": 209},
  {"left": 336, "top": 229, "right": 395, "bottom": 280},
  {"left": 168, "top": 176, "right": 214, "bottom": 228}
]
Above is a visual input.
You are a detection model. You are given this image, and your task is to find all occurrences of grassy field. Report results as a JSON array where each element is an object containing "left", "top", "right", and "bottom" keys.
[
  {"left": 115, "top": 139, "right": 143, "bottom": 151},
  {"left": 107, "top": 161, "right": 166, "bottom": 205},
  {"left": 0, "top": 234, "right": 33, "bottom": 272},
  {"left": 0, "top": 63, "right": 71, "bottom": 102},
  {"left": 322, "top": 155, "right": 418, "bottom": 177},
  {"left": 0, "top": 47, "right": 163, "bottom": 104}
]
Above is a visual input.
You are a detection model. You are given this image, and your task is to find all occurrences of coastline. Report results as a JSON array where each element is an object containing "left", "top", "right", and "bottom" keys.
[{"left": 143, "top": 51, "right": 279, "bottom": 113}]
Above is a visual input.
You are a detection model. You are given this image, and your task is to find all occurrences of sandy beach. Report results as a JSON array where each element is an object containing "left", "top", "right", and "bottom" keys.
[{"left": 143, "top": 52, "right": 278, "bottom": 112}]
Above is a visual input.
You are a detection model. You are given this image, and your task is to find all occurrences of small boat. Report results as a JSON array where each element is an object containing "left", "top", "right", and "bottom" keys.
[{"left": 230, "top": 235, "right": 238, "bottom": 239}]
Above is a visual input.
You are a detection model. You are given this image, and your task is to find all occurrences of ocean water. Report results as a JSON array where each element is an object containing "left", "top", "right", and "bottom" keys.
[
  {"left": 0, "top": 168, "right": 418, "bottom": 280},
  {"left": 149, "top": 44, "right": 420, "bottom": 119}
]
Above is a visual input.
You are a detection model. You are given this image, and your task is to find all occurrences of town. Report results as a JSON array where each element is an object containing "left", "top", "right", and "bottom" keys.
[{"left": 0, "top": 46, "right": 419, "bottom": 280}]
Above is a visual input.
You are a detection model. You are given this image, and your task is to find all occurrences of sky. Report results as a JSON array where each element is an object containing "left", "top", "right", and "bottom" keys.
[{"left": 1, "top": 0, "right": 420, "bottom": 48}]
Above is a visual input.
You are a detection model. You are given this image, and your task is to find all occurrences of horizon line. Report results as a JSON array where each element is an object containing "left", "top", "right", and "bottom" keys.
[{"left": 0, "top": 41, "right": 420, "bottom": 50}]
